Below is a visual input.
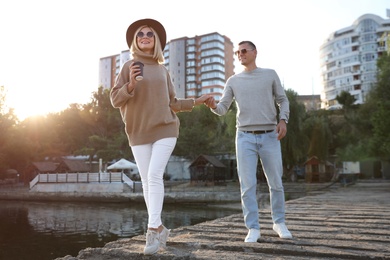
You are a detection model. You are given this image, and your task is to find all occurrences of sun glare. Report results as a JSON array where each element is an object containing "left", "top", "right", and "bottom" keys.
[
  {"left": 6, "top": 96, "right": 64, "bottom": 121},
  {"left": 13, "top": 106, "right": 50, "bottom": 121}
]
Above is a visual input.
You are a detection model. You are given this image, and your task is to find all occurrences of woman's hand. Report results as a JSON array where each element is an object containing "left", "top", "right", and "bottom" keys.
[
  {"left": 195, "top": 95, "right": 214, "bottom": 106},
  {"left": 203, "top": 95, "right": 217, "bottom": 109},
  {"left": 127, "top": 62, "right": 142, "bottom": 92}
]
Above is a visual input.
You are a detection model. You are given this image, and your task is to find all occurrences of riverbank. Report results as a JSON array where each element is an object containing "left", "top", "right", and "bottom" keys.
[
  {"left": 0, "top": 180, "right": 338, "bottom": 205},
  {"left": 54, "top": 180, "right": 390, "bottom": 260}
]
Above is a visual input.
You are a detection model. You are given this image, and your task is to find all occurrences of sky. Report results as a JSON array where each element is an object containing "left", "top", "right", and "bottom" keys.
[{"left": 0, "top": 0, "right": 389, "bottom": 120}]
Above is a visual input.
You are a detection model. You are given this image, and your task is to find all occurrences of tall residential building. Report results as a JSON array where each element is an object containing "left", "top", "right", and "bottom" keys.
[
  {"left": 164, "top": 32, "right": 234, "bottom": 100},
  {"left": 319, "top": 10, "right": 390, "bottom": 110},
  {"left": 98, "top": 54, "right": 119, "bottom": 90},
  {"left": 99, "top": 32, "right": 234, "bottom": 100},
  {"left": 99, "top": 51, "right": 131, "bottom": 91}
]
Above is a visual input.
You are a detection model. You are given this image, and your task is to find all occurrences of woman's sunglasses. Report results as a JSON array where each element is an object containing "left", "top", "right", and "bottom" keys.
[
  {"left": 235, "top": 48, "right": 254, "bottom": 56},
  {"left": 136, "top": 31, "right": 154, "bottom": 38}
]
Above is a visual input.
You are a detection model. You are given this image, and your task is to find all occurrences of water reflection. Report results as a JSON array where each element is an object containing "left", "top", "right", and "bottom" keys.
[{"left": 0, "top": 200, "right": 240, "bottom": 260}]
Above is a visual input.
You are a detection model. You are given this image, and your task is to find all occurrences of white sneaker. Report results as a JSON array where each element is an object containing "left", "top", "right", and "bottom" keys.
[
  {"left": 143, "top": 226, "right": 171, "bottom": 255},
  {"left": 273, "top": 223, "right": 292, "bottom": 239},
  {"left": 144, "top": 230, "right": 160, "bottom": 255},
  {"left": 159, "top": 225, "right": 170, "bottom": 248},
  {"left": 244, "top": 228, "right": 260, "bottom": 242}
]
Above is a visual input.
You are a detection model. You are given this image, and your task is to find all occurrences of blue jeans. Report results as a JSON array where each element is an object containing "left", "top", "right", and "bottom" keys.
[{"left": 236, "top": 130, "right": 286, "bottom": 230}]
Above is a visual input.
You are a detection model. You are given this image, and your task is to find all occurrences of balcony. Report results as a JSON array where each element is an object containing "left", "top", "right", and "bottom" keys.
[{"left": 351, "top": 79, "right": 361, "bottom": 85}]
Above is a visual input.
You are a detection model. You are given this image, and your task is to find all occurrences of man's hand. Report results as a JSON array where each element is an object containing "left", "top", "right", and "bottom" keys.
[
  {"left": 195, "top": 95, "right": 214, "bottom": 106},
  {"left": 276, "top": 120, "right": 287, "bottom": 140},
  {"left": 204, "top": 96, "right": 217, "bottom": 109}
]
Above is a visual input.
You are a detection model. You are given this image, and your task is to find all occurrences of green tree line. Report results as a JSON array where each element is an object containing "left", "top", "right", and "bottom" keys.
[{"left": 1, "top": 53, "right": 389, "bottom": 183}]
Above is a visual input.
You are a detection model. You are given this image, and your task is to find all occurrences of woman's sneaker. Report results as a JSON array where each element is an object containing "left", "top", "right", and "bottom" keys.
[
  {"left": 159, "top": 225, "right": 170, "bottom": 248},
  {"left": 143, "top": 226, "right": 171, "bottom": 255},
  {"left": 144, "top": 230, "right": 160, "bottom": 255}
]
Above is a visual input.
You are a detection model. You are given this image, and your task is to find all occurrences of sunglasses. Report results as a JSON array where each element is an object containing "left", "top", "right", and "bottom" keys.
[
  {"left": 235, "top": 48, "right": 255, "bottom": 56},
  {"left": 136, "top": 31, "right": 154, "bottom": 38}
]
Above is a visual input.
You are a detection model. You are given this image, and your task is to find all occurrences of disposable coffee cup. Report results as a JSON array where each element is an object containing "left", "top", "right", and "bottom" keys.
[{"left": 134, "top": 61, "right": 144, "bottom": 81}]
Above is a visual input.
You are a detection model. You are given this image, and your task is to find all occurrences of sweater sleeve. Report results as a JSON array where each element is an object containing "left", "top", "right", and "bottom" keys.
[
  {"left": 211, "top": 76, "right": 234, "bottom": 116},
  {"left": 110, "top": 61, "right": 134, "bottom": 108},
  {"left": 166, "top": 72, "right": 195, "bottom": 112},
  {"left": 272, "top": 70, "right": 290, "bottom": 121}
]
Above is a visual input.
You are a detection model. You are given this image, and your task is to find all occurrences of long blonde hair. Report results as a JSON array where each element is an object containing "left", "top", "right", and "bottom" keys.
[{"left": 131, "top": 26, "right": 165, "bottom": 64}]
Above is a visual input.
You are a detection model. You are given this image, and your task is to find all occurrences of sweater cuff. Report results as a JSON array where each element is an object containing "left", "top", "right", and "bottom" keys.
[{"left": 181, "top": 99, "right": 195, "bottom": 112}]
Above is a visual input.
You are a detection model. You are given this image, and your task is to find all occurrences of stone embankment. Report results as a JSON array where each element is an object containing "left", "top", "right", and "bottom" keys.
[
  {"left": 49, "top": 180, "right": 389, "bottom": 260},
  {"left": 0, "top": 181, "right": 333, "bottom": 204}
]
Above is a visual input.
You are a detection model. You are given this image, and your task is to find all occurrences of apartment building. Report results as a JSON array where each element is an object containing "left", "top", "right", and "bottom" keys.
[
  {"left": 319, "top": 10, "right": 390, "bottom": 110},
  {"left": 99, "top": 32, "right": 234, "bottom": 100},
  {"left": 99, "top": 51, "right": 131, "bottom": 91}
]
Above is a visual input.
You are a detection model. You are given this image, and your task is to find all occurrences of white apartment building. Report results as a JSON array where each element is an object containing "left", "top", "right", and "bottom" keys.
[
  {"left": 319, "top": 10, "right": 390, "bottom": 110},
  {"left": 99, "top": 32, "right": 234, "bottom": 99}
]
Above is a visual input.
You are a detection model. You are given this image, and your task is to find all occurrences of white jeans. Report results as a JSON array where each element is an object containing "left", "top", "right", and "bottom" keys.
[{"left": 131, "top": 137, "right": 177, "bottom": 229}]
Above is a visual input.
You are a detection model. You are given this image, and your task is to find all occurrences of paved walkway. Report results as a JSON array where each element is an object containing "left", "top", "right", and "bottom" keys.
[{"left": 55, "top": 180, "right": 390, "bottom": 260}]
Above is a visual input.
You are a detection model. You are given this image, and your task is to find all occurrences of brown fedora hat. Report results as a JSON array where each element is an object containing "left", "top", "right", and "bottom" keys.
[{"left": 126, "top": 18, "right": 167, "bottom": 50}]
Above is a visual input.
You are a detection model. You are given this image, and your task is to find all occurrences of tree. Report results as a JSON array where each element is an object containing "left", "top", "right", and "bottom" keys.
[
  {"left": 303, "top": 111, "right": 333, "bottom": 161},
  {"left": 336, "top": 91, "right": 356, "bottom": 110},
  {"left": 333, "top": 106, "right": 371, "bottom": 161},
  {"left": 335, "top": 53, "right": 390, "bottom": 164},
  {"left": 367, "top": 52, "right": 390, "bottom": 160},
  {"left": 0, "top": 86, "right": 20, "bottom": 174},
  {"left": 74, "top": 87, "right": 127, "bottom": 162},
  {"left": 281, "top": 89, "right": 309, "bottom": 176},
  {"left": 175, "top": 105, "right": 221, "bottom": 159},
  {"left": 329, "top": 91, "right": 362, "bottom": 161},
  {"left": 49, "top": 104, "right": 91, "bottom": 155}
]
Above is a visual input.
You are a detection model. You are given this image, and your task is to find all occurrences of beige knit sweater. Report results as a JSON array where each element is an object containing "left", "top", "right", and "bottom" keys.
[{"left": 110, "top": 51, "right": 194, "bottom": 146}]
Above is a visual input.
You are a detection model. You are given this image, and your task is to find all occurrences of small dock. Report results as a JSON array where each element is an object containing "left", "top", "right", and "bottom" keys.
[{"left": 56, "top": 180, "right": 390, "bottom": 260}]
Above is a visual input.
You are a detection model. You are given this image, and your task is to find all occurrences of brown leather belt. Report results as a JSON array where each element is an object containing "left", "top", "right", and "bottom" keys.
[{"left": 243, "top": 130, "right": 274, "bottom": 134}]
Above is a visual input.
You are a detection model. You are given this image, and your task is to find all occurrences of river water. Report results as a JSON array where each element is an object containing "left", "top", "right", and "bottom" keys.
[{"left": 0, "top": 200, "right": 241, "bottom": 260}]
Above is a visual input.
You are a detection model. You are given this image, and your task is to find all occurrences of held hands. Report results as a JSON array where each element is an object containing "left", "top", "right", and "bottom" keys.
[
  {"left": 203, "top": 96, "right": 217, "bottom": 109},
  {"left": 195, "top": 95, "right": 215, "bottom": 106},
  {"left": 197, "top": 94, "right": 287, "bottom": 140}
]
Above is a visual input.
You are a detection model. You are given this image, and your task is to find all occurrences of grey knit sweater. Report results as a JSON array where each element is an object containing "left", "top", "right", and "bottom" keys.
[{"left": 211, "top": 67, "right": 289, "bottom": 131}]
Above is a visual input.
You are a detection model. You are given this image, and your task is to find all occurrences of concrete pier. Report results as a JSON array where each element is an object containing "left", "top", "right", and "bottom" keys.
[{"left": 53, "top": 180, "right": 390, "bottom": 260}]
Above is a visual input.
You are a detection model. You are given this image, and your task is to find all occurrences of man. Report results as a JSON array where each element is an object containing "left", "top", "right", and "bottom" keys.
[{"left": 204, "top": 41, "right": 292, "bottom": 242}]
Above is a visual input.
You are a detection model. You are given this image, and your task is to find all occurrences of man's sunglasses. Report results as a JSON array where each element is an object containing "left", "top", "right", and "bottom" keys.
[
  {"left": 235, "top": 48, "right": 254, "bottom": 56},
  {"left": 136, "top": 31, "right": 154, "bottom": 38}
]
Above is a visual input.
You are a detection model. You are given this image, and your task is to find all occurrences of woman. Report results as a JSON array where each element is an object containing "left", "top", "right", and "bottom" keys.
[{"left": 110, "top": 18, "right": 210, "bottom": 255}]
